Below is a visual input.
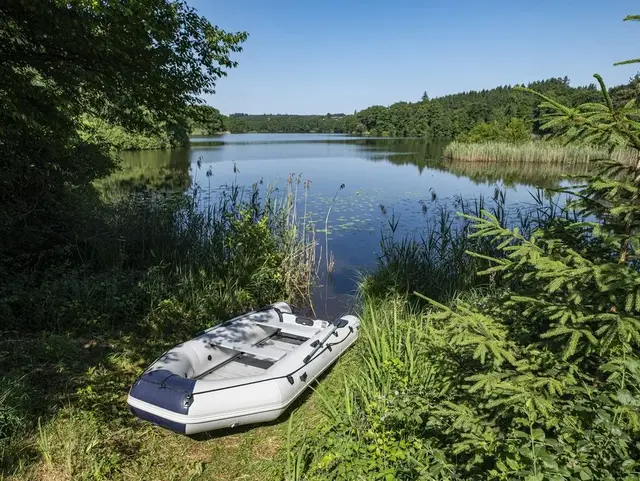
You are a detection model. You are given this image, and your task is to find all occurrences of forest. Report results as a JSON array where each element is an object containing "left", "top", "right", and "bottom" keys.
[
  {"left": 225, "top": 112, "right": 348, "bottom": 133},
  {"left": 215, "top": 76, "right": 640, "bottom": 140},
  {"left": 90, "top": 76, "right": 640, "bottom": 145}
]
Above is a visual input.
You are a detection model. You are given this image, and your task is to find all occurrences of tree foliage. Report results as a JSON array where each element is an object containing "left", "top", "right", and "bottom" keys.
[
  {"left": 226, "top": 113, "right": 348, "bottom": 134},
  {"left": 0, "top": 0, "right": 246, "bottom": 273},
  {"left": 224, "top": 78, "right": 619, "bottom": 138},
  {"left": 2, "top": 0, "right": 246, "bottom": 130},
  {"left": 188, "top": 105, "right": 227, "bottom": 135},
  {"left": 459, "top": 117, "right": 531, "bottom": 143}
]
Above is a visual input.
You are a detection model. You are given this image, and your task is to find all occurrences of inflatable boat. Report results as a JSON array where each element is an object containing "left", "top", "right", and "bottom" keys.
[{"left": 127, "top": 302, "right": 360, "bottom": 434}]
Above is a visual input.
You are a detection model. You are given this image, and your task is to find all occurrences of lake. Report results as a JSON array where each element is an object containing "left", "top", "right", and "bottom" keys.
[{"left": 116, "top": 133, "right": 581, "bottom": 317}]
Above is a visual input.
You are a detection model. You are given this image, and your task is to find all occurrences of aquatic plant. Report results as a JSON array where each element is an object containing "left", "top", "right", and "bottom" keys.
[
  {"left": 444, "top": 140, "right": 638, "bottom": 164},
  {"left": 361, "top": 188, "right": 568, "bottom": 303}
]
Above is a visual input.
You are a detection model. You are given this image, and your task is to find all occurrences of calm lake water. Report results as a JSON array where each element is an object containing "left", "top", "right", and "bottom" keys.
[{"left": 116, "top": 133, "right": 580, "bottom": 317}]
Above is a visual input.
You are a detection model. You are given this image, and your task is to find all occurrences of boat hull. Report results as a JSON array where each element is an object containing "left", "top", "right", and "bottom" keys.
[{"left": 127, "top": 304, "right": 359, "bottom": 434}]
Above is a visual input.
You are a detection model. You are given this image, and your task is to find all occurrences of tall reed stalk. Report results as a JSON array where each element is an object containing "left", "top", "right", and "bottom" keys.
[
  {"left": 362, "top": 188, "right": 573, "bottom": 302},
  {"left": 324, "top": 183, "right": 345, "bottom": 275},
  {"left": 444, "top": 140, "right": 638, "bottom": 164}
]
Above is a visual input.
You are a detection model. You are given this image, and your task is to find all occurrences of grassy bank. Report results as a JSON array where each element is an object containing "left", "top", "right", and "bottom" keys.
[
  {"left": 444, "top": 140, "right": 638, "bottom": 164},
  {"left": 1, "top": 330, "right": 352, "bottom": 481},
  {"left": 0, "top": 180, "right": 317, "bottom": 479}
]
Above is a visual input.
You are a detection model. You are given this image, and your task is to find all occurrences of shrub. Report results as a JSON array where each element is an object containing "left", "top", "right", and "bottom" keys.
[
  {"left": 459, "top": 118, "right": 532, "bottom": 144},
  {"left": 0, "top": 182, "right": 316, "bottom": 334}
]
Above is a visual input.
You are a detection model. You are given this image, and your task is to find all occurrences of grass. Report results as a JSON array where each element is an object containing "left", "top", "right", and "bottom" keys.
[
  {"left": 0, "top": 176, "right": 320, "bottom": 479},
  {"left": 0, "top": 330, "right": 357, "bottom": 480},
  {"left": 444, "top": 140, "right": 639, "bottom": 164},
  {"left": 360, "top": 188, "right": 566, "bottom": 304},
  {"left": 284, "top": 296, "right": 440, "bottom": 479}
]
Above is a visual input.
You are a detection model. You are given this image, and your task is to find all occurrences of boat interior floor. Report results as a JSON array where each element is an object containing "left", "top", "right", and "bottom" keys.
[{"left": 197, "top": 334, "right": 305, "bottom": 382}]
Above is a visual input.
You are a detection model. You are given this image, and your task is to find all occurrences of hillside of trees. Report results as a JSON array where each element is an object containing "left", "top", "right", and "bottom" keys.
[
  {"left": 212, "top": 76, "right": 640, "bottom": 139},
  {"left": 225, "top": 113, "right": 348, "bottom": 133},
  {"left": 94, "top": 75, "right": 640, "bottom": 149}
]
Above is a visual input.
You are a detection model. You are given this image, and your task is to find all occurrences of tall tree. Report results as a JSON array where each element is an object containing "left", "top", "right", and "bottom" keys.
[{"left": 0, "top": 0, "right": 247, "bottom": 271}]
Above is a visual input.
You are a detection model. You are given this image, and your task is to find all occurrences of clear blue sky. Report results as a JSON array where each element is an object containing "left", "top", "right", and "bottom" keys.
[{"left": 190, "top": 0, "right": 640, "bottom": 115}]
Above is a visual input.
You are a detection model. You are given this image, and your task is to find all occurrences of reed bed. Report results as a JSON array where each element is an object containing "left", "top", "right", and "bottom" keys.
[
  {"left": 444, "top": 140, "right": 639, "bottom": 164},
  {"left": 2, "top": 178, "right": 317, "bottom": 333},
  {"left": 360, "top": 188, "right": 571, "bottom": 302},
  {"left": 444, "top": 159, "right": 591, "bottom": 187}
]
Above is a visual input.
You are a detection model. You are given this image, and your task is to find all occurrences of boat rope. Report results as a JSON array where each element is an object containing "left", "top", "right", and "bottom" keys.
[{"left": 190, "top": 326, "right": 355, "bottom": 396}]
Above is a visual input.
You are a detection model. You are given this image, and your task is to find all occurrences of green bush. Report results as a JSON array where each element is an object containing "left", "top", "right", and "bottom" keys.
[
  {"left": 459, "top": 118, "right": 532, "bottom": 144},
  {"left": 80, "top": 114, "right": 188, "bottom": 151},
  {"left": 0, "top": 183, "right": 315, "bottom": 335}
]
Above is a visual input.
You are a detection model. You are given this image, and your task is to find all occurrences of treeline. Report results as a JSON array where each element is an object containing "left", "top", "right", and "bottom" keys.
[
  {"left": 225, "top": 113, "right": 348, "bottom": 133},
  {"left": 114, "top": 76, "right": 638, "bottom": 145},
  {"left": 207, "top": 76, "right": 639, "bottom": 139},
  {"left": 348, "top": 77, "right": 605, "bottom": 138}
]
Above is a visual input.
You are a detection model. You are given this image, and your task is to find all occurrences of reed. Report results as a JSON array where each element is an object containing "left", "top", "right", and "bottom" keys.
[
  {"left": 2, "top": 179, "right": 317, "bottom": 333},
  {"left": 444, "top": 140, "right": 639, "bottom": 164},
  {"left": 360, "top": 188, "right": 570, "bottom": 303}
]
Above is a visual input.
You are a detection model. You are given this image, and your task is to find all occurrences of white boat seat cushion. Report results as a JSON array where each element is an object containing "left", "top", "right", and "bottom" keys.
[
  {"left": 252, "top": 320, "right": 320, "bottom": 339},
  {"left": 210, "top": 339, "right": 287, "bottom": 362}
]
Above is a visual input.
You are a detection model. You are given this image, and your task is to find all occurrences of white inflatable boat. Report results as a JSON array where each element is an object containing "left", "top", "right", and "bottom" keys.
[{"left": 127, "top": 302, "right": 360, "bottom": 435}]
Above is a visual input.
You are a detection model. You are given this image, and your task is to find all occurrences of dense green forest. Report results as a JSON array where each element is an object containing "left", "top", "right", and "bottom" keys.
[
  {"left": 213, "top": 76, "right": 640, "bottom": 139},
  {"left": 224, "top": 113, "right": 348, "bottom": 133},
  {"left": 100, "top": 76, "right": 640, "bottom": 147}
]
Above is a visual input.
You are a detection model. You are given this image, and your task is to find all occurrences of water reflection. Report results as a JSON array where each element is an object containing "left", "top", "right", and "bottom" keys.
[
  {"left": 97, "top": 149, "right": 191, "bottom": 194},
  {"left": 437, "top": 159, "right": 589, "bottom": 188},
  {"left": 110, "top": 135, "right": 580, "bottom": 317}
]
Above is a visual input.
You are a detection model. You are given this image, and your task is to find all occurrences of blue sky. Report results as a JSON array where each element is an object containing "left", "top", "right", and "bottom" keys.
[{"left": 190, "top": 0, "right": 640, "bottom": 115}]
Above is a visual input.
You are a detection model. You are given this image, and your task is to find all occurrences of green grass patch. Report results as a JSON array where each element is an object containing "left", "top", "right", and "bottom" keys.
[{"left": 0, "top": 330, "right": 355, "bottom": 480}]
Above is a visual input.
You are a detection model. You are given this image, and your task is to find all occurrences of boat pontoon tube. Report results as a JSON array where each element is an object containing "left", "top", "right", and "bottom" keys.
[{"left": 127, "top": 303, "right": 360, "bottom": 434}]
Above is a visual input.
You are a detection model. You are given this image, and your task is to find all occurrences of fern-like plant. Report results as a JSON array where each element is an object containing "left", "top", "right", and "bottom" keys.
[{"left": 301, "top": 13, "right": 640, "bottom": 481}]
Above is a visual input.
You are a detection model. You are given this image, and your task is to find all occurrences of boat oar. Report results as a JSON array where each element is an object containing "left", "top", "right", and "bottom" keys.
[{"left": 303, "top": 318, "right": 348, "bottom": 364}]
